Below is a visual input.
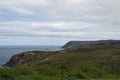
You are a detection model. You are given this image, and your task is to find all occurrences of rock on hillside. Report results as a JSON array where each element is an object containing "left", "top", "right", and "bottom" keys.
[{"left": 3, "top": 52, "right": 35, "bottom": 67}]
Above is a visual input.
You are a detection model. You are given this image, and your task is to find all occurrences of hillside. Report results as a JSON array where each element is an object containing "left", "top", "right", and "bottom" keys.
[
  {"left": 1, "top": 45, "right": 120, "bottom": 79},
  {"left": 62, "top": 40, "right": 120, "bottom": 48}
]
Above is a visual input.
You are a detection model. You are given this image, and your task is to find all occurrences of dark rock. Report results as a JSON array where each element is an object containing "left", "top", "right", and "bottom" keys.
[{"left": 3, "top": 52, "right": 34, "bottom": 67}]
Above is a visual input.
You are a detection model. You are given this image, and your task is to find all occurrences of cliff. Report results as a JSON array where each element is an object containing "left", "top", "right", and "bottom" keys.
[
  {"left": 3, "top": 51, "right": 57, "bottom": 67},
  {"left": 62, "top": 40, "right": 120, "bottom": 48},
  {"left": 2, "top": 45, "right": 120, "bottom": 79},
  {"left": 3, "top": 51, "right": 35, "bottom": 67}
]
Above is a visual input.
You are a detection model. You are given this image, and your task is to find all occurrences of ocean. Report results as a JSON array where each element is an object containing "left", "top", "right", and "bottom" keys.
[{"left": 0, "top": 45, "right": 62, "bottom": 66}]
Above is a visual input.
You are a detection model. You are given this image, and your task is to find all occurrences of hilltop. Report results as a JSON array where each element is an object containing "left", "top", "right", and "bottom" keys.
[{"left": 62, "top": 40, "right": 120, "bottom": 48}]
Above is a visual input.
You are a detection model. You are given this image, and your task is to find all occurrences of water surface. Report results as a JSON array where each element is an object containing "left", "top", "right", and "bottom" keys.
[{"left": 0, "top": 45, "right": 61, "bottom": 66}]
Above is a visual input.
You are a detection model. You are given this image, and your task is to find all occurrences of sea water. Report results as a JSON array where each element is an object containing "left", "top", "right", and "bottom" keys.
[{"left": 0, "top": 45, "right": 61, "bottom": 66}]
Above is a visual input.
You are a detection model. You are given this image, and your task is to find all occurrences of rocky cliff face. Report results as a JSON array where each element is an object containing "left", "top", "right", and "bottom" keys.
[
  {"left": 3, "top": 52, "right": 35, "bottom": 67},
  {"left": 62, "top": 40, "right": 120, "bottom": 48}
]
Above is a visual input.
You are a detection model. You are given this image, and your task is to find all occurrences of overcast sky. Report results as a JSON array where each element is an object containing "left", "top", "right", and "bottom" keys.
[{"left": 0, "top": 0, "right": 120, "bottom": 45}]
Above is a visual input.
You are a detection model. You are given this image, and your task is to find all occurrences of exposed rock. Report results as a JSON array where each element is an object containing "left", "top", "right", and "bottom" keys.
[
  {"left": 3, "top": 52, "right": 34, "bottom": 67},
  {"left": 62, "top": 40, "right": 120, "bottom": 48}
]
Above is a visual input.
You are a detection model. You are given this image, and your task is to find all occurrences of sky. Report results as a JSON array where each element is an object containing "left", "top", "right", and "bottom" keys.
[{"left": 0, "top": 0, "right": 120, "bottom": 45}]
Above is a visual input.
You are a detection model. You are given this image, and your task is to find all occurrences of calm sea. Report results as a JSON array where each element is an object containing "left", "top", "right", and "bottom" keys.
[{"left": 0, "top": 45, "right": 61, "bottom": 66}]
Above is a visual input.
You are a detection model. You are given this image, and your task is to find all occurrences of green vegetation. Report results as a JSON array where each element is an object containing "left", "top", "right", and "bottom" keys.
[
  {"left": 1, "top": 46, "right": 120, "bottom": 80},
  {"left": 0, "top": 67, "right": 60, "bottom": 80}
]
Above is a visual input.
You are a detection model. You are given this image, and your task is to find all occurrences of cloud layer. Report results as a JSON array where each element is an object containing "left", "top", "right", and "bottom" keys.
[{"left": 0, "top": 0, "right": 120, "bottom": 45}]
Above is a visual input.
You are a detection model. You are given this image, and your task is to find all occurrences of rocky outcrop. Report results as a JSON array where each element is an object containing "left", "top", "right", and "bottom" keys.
[
  {"left": 3, "top": 52, "right": 34, "bottom": 67},
  {"left": 62, "top": 40, "right": 120, "bottom": 48}
]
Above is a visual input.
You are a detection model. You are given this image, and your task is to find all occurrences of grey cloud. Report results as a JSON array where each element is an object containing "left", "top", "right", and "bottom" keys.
[
  {"left": 0, "top": 0, "right": 120, "bottom": 45},
  {"left": 0, "top": 0, "right": 120, "bottom": 21},
  {"left": 0, "top": 21, "right": 120, "bottom": 38}
]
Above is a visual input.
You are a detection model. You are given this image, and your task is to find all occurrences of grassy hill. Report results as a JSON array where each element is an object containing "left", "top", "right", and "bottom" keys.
[
  {"left": 62, "top": 40, "right": 120, "bottom": 48},
  {"left": 1, "top": 46, "right": 120, "bottom": 80}
]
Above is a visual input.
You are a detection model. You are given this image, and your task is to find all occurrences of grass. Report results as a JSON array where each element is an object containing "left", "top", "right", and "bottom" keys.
[
  {"left": 1, "top": 46, "right": 120, "bottom": 79},
  {"left": 0, "top": 67, "right": 61, "bottom": 80}
]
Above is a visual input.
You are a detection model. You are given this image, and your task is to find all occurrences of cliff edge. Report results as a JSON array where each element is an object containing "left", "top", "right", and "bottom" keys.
[{"left": 62, "top": 40, "right": 120, "bottom": 48}]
